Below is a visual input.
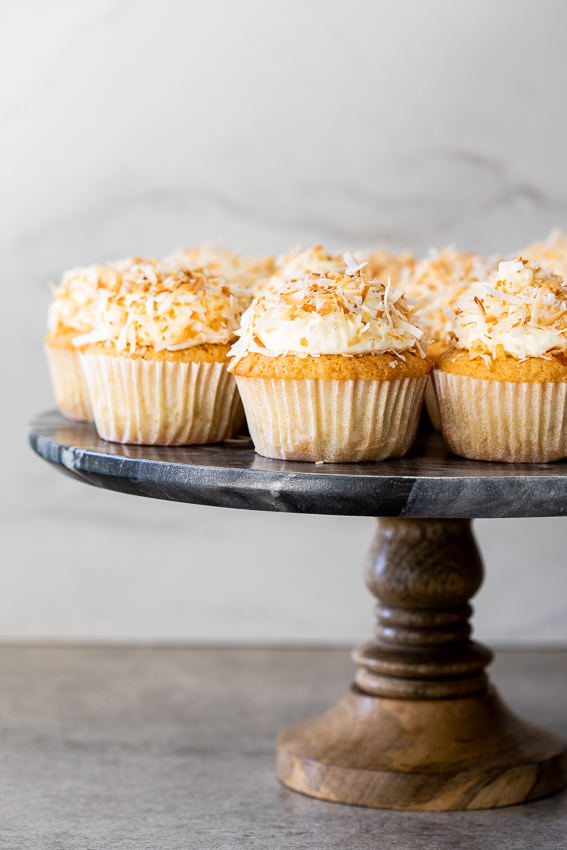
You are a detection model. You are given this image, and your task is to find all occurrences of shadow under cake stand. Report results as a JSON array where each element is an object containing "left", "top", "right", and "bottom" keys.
[{"left": 29, "top": 410, "right": 567, "bottom": 811}]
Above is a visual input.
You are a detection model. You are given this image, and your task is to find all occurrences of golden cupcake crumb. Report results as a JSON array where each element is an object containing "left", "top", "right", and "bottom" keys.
[
  {"left": 83, "top": 341, "right": 232, "bottom": 363},
  {"left": 232, "top": 350, "right": 431, "bottom": 380},
  {"left": 437, "top": 347, "right": 567, "bottom": 382}
]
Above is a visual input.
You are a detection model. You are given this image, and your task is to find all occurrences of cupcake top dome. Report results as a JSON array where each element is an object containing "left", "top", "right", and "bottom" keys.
[
  {"left": 72, "top": 259, "right": 251, "bottom": 354},
  {"left": 228, "top": 264, "right": 426, "bottom": 367},
  {"left": 453, "top": 258, "right": 567, "bottom": 365},
  {"left": 47, "top": 259, "right": 131, "bottom": 336}
]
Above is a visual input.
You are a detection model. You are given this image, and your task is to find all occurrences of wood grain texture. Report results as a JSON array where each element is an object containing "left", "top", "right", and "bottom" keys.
[
  {"left": 27, "top": 412, "right": 567, "bottom": 809},
  {"left": 277, "top": 686, "right": 567, "bottom": 810},
  {"left": 277, "top": 518, "right": 567, "bottom": 809},
  {"left": 355, "top": 518, "right": 492, "bottom": 699}
]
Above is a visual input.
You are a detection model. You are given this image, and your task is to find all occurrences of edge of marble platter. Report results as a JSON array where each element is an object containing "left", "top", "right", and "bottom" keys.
[{"left": 28, "top": 410, "right": 567, "bottom": 519}]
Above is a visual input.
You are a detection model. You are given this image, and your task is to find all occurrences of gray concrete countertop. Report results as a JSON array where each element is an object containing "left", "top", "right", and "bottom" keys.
[{"left": 0, "top": 647, "right": 565, "bottom": 849}]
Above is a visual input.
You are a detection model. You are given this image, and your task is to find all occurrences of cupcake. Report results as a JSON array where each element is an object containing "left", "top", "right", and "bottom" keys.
[
  {"left": 520, "top": 230, "right": 567, "bottom": 280},
  {"left": 256, "top": 245, "right": 350, "bottom": 296},
  {"left": 434, "top": 258, "right": 567, "bottom": 463},
  {"left": 402, "top": 247, "right": 487, "bottom": 428},
  {"left": 45, "top": 261, "right": 126, "bottom": 421},
  {"left": 361, "top": 248, "right": 415, "bottom": 289},
  {"left": 403, "top": 247, "right": 487, "bottom": 360},
  {"left": 77, "top": 259, "right": 250, "bottom": 445},
  {"left": 228, "top": 257, "right": 431, "bottom": 462},
  {"left": 167, "top": 244, "right": 275, "bottom": 293}
]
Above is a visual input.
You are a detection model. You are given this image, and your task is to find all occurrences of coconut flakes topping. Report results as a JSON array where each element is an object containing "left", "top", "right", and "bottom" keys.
[
  {"left": 453, "top": 258, "right": 567, "bottom": 363},
  {"left": 257, "top": 245, "right": 352, "bottom": 296},
  {"left": 520, "top": 229, "right": 567, "bottom": 281},
  {"left": 343, "top": 252, "right": 368, "bottom": 276},
  {"left": 47, "top": 258, "right": 134, "bottom": 336},
  {"left": 402, "top": 247, "right": 487, "bottom": 344},
  {"left": 71, "top": 259, "right": 251, "bottom": 353},
  {"left": 167, "top": 244, "right": 275, "bottom": 290},
  {"left": 227, "top": 271, "right": 425, "bottom": 368},
  {"left": 357, "top": 248, "right": 415, "bottom": 288}
]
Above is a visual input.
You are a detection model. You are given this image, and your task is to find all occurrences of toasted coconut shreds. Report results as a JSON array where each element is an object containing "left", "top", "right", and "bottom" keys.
[
  {"left": 359, "top": 248, "right": 415, "bottom": 288},
  {"left": 453, "top": 258, "right": 567, "bottom": 363},
  {"left": 256, "top": 245, "right": 363, "bottom": 296},
  {"left": 401, "top": 247, "right": 487, "bottom": 347},
  {"left": 256, "top": 245, "right": 416, "bottom": 296},
  {"left": 167, "top": 244, "right": 275, "bottom": 290},
  {"left": 47, "top": 258, "right": 138, "bottom": 336},
  {"left": 69, "top": 259, "right": 252, "bottom": 353},
  {"left": 228, "top": 271, "right": 426, "bottom": 367},
  {"left": 519, "top": 230, "right": 567, "bottom": 280}
]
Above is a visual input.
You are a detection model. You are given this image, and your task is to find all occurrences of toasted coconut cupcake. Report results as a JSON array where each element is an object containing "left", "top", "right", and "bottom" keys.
[
  {"left": 167, "top": 244, "right": 275, "bottom": 292},
  {"left": 403, "top": 247, "right": 487, "bottom": 359},
  {"left": 45, "top": 260, "right": 129, "bottom": 421},
  {"left": 228, "top": 257, "right": 431, "bottom": 462},
  {"left": 434, "top": 258, "right": 567, "bottom": 462},
  {"left": 359, "top": 248, "right": 415, "bottom": 288},
  {"left": 402, "top": 247, "right": 487, "bottom": 428},
  {"left": 257, "top": 245, "right": 351, "bottom": 296},
  {"left": 520, "top": 230, "right": 567, "bottom": 280},
  {"left": 78, "top": 260, "right": 251, "bottom": 445}
]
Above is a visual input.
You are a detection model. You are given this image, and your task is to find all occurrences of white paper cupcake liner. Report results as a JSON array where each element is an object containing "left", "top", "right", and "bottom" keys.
[
  {"left": 234, "top": 376, "right": 428, "bottom": 462},
  {"left": 424, "top": 377, "right": 441, "bottom": 430},
  {"left": 433, "top": 371, "right": 567, "bottom": 462},
  {"left": 80, "top": 353, "right": 244, "bottom": 445},
  {"left": 45, "top": 342, "right": 94, "bottom": 423}
]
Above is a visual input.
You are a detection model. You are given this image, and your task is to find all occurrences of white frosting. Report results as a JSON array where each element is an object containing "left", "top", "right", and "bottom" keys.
[
  {"left": 276, "top": 246, "right": 348, "bottom": 280},
  {"left": 167, "top": 244, "right": 274, "bottom": 290},
  {"left": 454, "top": 258, "right": 567, "bottom": 362},
  {"left": 228, "top": 272, "right": 425, "bottom": 366},
  {"left": 72, "top": 260, "right": 251, "bottom": 353},
  {"left": 357, "top": 247, "right": 415, "bottom": 288},
  {"left": 521, "top": 229, "right": 567, "bottom": 281},
  {"left": 403, "top": 247, "right": 487, "bottom": 344},
  {"left": 417, "top": 286, "right": 473, "bottom": 345},
  {"left": 47, "top": 259, "right": 132, "bottom": 335},
  {"left": 257, "top": 246, "right": 351, "bottom": 295}
]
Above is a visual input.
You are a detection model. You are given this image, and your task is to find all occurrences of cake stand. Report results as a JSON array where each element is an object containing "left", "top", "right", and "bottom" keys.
[{"left": 29, "top": 410, "right": 567, "bottom": 811}]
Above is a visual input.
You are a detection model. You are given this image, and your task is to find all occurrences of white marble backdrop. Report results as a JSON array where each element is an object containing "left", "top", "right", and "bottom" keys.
[{"left": 2, "top": 0, "right": 567, "bottom": 644}]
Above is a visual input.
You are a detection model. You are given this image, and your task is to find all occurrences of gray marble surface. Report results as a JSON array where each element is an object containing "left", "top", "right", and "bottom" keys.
[
  {"left": 29, "top": 410, "right": 567, "bottom": 518},
  {"left": 0, "top": 646, "right": 564, "bottom": 850}
]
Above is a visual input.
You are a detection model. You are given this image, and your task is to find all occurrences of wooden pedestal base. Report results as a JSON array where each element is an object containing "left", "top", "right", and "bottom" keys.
[
  {"left": 277, "top": 685, "right": 567, "bottom": 810},
  {"left": 277, "top": 518, "right": 567, "bottom": 810}
]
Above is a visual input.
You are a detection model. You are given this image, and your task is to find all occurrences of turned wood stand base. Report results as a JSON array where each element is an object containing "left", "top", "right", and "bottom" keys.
[
  {"left": 277, "top": 518, "right": 567, "bottom": 810},
  {"left": 29, "top": 415, "right": 567, "bottom": 813}
]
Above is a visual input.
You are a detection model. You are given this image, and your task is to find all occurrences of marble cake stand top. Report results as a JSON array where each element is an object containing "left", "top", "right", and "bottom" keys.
[{"left": 28, "top": 410, "right": 567, "bottom": 518}]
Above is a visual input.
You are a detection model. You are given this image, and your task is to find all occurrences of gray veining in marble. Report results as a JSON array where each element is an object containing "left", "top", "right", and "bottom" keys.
[
  {"left": 0, "top": 646, "right": 564, "bottom": 850},
  {"left": 29, "top": 410, "right": 567, "bottom": 518}
]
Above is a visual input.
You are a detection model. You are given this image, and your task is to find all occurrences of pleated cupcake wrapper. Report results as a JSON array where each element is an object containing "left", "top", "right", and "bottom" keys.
[
  {"left": 80, "top": 353, "right": 244, "bottom": 445},
  {"left": 235, "top": 376, "right": 428, "bottom": 462},
  {"left": 45, "top": 342, "right": 94, "bottom": 423},
  {"left": 433, "top": 371, "right": 567, "bottom": 463},
  {"left": 424, "top": 376, "right": 441, "bottom": 430}
]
